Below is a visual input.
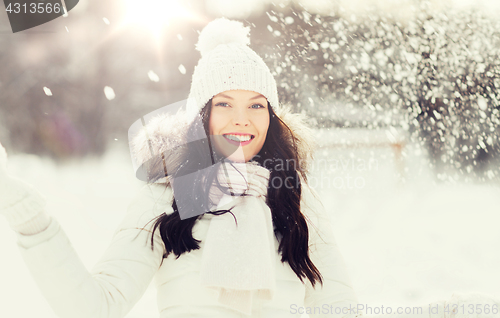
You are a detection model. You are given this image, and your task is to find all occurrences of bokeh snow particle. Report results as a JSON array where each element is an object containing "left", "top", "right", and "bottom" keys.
[
  {"left": 478, "top": 96, "right": 488, "bottom": 111},
  {"left": 148, "top": 70, "right": 160, "bottom": 82},
  {"left": 177, "top": 34, "right": 183, "bottom": 40},
  {"left": 103, "top": 17, "right": 110, "bottom": 25},
  {"left": 284, "top": 17, "right": 294, "bottom": 24},
  {"left": 266, "top": 12, "right": 278, "bottom": 23},
  {"left": 104, "top": 86, "right": 115, "bottom": 100},
  {"left": 178, "top": 64, "right": 186, "bottom": 75},
  {"left": 43, "top": 87, "right": 52, "bottom": 96}
]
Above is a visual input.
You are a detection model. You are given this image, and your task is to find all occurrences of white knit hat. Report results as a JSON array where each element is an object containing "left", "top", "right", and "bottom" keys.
[{"left": 186, "top": 18, "right": 280, "bottom": 116}]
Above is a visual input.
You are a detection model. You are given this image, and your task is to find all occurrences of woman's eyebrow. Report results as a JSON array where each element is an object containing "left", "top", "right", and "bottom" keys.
[
  {"left": 250, "top": 94, "right": 266, "bottom": 100},
  {"left": 216, "top": 93, "right": 233, "bottom": 100},
  {"left": 214, "top": 93, "right": 265, "bottom": 100}
]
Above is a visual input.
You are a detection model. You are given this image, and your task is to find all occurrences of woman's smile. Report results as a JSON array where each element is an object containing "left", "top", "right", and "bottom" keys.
[{"left": 223, "top": 133, "right": 255, "bottom": 146}]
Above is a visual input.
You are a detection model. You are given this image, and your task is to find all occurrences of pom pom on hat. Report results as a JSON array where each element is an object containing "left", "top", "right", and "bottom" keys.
[{"left": 195, "top": 17, "right": 251, "bottom": 57}]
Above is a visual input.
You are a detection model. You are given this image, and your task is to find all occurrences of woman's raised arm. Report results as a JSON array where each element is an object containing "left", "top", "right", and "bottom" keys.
[
  {"left": 15, "top": 184, "right": 171, "bottom": 318},
  {"left": 1, "top": 144, "right": 172, "bottom": 318}
]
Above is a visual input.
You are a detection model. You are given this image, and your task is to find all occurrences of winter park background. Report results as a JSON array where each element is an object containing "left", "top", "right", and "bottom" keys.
[{"left": 1, "top": 0, "right": 500, "bottom": 317}]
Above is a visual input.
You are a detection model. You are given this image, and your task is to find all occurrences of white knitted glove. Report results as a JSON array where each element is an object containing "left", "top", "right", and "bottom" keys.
[{"left": 0, "top": 142, "right": 50, "bottom": 235}]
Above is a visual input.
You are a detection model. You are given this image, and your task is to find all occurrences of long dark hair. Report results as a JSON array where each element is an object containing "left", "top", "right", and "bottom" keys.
[{"left": 145, "top": 99, "right": 323, "bottom": 288}]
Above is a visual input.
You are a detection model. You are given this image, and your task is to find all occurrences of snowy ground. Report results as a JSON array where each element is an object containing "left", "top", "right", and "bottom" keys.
[{"left": 1, "top": 128, "right": 500, "bottom": 318}]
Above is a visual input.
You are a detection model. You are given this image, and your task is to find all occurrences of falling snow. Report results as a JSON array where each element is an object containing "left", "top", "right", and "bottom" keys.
[
  {"left": 263, "top": 4, "right": 500, "bottom": 182},
  {"left": 148, "top": 70, "right": 160, "bottom": 82},
  {"left": 43, "top": 87, "right": 52, "bottom": 96},
  {"left": 178, "top": 64, "right": 186, "bottom": 74},
  {"left": 103, "top": 86, "right": 115, "bottom": 100}
]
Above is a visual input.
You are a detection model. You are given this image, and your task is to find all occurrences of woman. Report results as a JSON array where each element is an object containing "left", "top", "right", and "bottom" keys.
[{"left": 0, "top": 17, "right": 358, "bottom": 318}]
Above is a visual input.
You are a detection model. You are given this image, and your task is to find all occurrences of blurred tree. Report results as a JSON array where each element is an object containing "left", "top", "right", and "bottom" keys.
[
  {"left": 255, "top": 1, "right": 500, "bottom": 181},
  {"left": 409, "top": 6, "right": 500, "bottom": 181}
]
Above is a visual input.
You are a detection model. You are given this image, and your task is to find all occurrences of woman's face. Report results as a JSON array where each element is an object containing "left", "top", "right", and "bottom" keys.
[{"left": 209, "top": 90, "right": 270, "bottom": 163}]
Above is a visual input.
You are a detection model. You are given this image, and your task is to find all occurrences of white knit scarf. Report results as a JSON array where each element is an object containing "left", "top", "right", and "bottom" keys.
[{"left": 199, "top": 160, "right": 277, "bottom": 316}]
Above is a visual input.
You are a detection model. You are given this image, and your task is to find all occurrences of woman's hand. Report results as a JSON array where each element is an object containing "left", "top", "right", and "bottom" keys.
[
  {"left": 0, "top": 142, "right": 49, "bottom": 234},
  {"left": 0, "top": 141, "right": 30, "bottom": 211}
]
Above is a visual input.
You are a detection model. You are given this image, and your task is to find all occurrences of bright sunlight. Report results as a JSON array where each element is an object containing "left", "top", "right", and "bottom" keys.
[{"left": 123, "top": 0, "right": 193, "bottom": 38}]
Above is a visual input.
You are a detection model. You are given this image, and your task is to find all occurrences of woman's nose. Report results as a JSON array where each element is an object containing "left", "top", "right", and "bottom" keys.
[{"left": 232, "top": 109, "right": 250, "bottom": 126}]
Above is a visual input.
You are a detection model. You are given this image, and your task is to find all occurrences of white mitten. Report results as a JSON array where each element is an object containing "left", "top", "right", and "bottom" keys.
[{"left": 0, "top": 142, "right": 51, "bottom": 235}]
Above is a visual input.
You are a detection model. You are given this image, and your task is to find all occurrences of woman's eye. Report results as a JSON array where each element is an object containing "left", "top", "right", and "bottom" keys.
[
  {"left": 215, "top": 102, "right": 229, "bottom": 107},
  {"left": 252, "top": 104, "right": 264, "bottom": 109}
]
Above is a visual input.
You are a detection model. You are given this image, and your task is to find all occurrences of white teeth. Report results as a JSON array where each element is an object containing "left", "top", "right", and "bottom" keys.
[{"left": 224, "top": 134, "right": 252, "bottom": 142}]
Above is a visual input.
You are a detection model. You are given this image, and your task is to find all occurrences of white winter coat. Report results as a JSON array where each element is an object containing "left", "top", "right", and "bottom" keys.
[{"left": 13, "top": 108, "right": 359, "bottom": 318}]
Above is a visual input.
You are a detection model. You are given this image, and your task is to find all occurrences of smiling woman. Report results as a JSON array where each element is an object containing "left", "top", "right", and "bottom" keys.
[
  {"left": 209, "top": 90, "right": 270, "bottom": 163},
  {"left": 0, "top": 17, "right": 356, "bottom": 318}
]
